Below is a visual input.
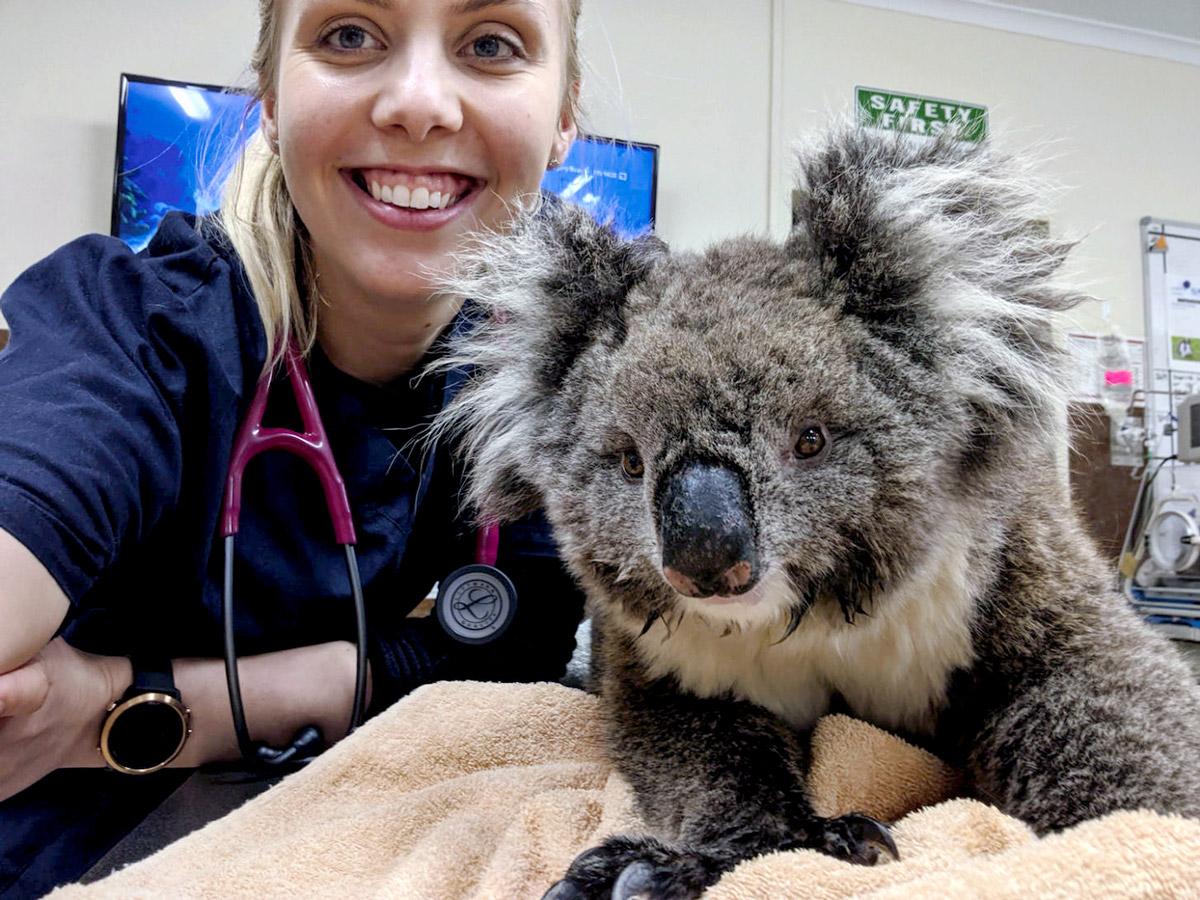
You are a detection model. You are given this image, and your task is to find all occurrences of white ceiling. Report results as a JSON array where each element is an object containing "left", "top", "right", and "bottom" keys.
[
  {"left": 838, "top": 0, "right": 1200, "bottom": 66},
  {"left": 987, "top": 0, "right": 1200, "bottom": 43}
]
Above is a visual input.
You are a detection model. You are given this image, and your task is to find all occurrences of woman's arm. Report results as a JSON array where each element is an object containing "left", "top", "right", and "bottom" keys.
[
  {"left": 0, "top": 528, "right": 69, "bottom": 674},
  {"left": 0, "top": 637, "right": 368, "bottom": 801},
  {"left": 173, "top": 640, "right": 367, "bottom": 766}
]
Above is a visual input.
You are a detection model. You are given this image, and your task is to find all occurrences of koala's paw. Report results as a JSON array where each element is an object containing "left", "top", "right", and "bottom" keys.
[
  {"left": 541, "top": 834, "right": 722, "bottom": 900},
  {"left": 786, "top": 812, "right": 899, "bottom": 866}
]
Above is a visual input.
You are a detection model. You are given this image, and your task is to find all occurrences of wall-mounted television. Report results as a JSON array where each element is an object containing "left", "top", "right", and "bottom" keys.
[
  {"left": 111, "top": 74, "right": 260, "bottom": 253},
  {"left": 541, "top": 135, "right": 659, "bottom": 238},
  {"left": 111, "top": 73, "right": 660, "bottom": 251}
]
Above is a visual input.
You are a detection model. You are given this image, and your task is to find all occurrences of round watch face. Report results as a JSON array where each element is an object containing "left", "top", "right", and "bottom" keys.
[{"left": 104, "top": 696, "right": 188, "bottom": 773}]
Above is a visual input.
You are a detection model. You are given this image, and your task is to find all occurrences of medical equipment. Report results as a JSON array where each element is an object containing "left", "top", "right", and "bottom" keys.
[
  {"left": 220, "top": 343, "right": 368, "bottom": 766},
  {"left": 1128, "top": 218, "right": 1200, "bottom": 638},
  {"left": 1145, "top": 493, "right": 1200, "bottom": 575},
  {"left": 1121, "top": 391, "right": 1200, "bottom": 636},
  {"left": 219, "top": 344, "right": 517, "bottom": 766},
  {"left": 1176, "top": 392, "right": 1200, "bottom": 464},
  {"left": 436, "top": 527, "right": 518, "bottom": 644}
]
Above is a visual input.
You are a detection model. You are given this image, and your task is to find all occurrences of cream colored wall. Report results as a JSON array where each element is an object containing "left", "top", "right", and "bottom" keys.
[
  {"left": 774, "top": 0, "right": 1200, "bottom": 337},
  {"left": 577, "top": 0, "right": 774, "bottom": 250},
  {"left": 0, "top": 1, "right": 259, "bottom": 322},
  {"left": 2, "top": 0, "right": 1197, "bottom": 339}
]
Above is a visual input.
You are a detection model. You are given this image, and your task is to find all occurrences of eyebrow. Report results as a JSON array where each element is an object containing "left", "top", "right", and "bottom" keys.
[
  {"left": 450, "top": 0, "right": 536, "bottom": 15},
  {"left": 349, "top": 0, "right": 535, "bottom": 11},
  {"left": 349, "top": 0, "right": 541, "bottom": 19}
]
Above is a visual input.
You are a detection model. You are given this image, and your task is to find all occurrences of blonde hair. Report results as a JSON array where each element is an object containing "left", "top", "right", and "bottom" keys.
[{"left": 217, "top": 0, "right": 584, "bottom": 368}]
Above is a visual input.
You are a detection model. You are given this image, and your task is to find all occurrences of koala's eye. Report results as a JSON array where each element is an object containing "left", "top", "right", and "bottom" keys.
[
  {"left": 620, "top": 449, "right": 645, "bottom": 480},
  {"left": 794, "top": 425, "right": 828, "bottom": 460}
]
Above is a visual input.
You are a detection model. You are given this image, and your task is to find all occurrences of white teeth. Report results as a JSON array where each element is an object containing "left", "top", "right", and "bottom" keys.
[{"left": 366, "top": 176, "right": 460, "bottom": 210}]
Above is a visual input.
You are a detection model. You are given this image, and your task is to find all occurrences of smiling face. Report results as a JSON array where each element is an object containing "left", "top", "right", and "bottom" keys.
[{"left": 260, "top": 0, "right": 577, "bottom": 309}]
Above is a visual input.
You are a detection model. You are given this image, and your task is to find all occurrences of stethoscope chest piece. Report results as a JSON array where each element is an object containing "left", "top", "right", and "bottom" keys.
[{"left": 436, "top": 564, "right": 518, "bottom": 645}]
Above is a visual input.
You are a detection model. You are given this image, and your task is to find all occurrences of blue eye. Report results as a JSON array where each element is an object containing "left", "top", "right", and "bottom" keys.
[
  {"left": 324, "top": 24, "right": 378, "bottom": 51},
  {"left": 474, "top": 36, "right": 503, "bottom": 57},
  {"left": 467, "top": 34, "right": 519, "bottom": 60}
]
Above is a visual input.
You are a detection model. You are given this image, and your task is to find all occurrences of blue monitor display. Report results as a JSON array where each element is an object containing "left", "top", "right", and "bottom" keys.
[
  {"left": 112, "top": 74, "right": 659, "bottom": 250},
  {"left": 541, "top": 135, "right": 659, "bottom": 237},
  {"left": 112, "top": 74, "right": 260, "bottom": 253}
]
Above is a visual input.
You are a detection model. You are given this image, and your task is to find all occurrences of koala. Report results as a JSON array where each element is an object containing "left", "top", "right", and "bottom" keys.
[{"left": 432, "top": 127, "right": 1200, "bottom": 900}]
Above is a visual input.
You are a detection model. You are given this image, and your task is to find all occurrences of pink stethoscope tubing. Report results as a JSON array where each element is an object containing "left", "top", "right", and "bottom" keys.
[
  {"left": 217, "top": 343, "right": 501, "bottom": 764},
  {"left": 219, "top": 343, "right": 366, "bottom": 765}
]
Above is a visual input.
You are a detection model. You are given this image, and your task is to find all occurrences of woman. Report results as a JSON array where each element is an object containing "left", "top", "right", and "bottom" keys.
[{"left": 0, "top": 0, "right": 586, "bottom": 894}]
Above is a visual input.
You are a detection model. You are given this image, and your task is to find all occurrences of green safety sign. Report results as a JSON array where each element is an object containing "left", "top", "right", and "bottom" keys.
[{"left": 856, "top": 87, "right": 988, "bottom": 143}]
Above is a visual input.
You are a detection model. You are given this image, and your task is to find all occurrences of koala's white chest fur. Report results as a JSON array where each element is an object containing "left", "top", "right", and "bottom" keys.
[{"left": 623, "top": 523, "right": 979, "bottom": 736}]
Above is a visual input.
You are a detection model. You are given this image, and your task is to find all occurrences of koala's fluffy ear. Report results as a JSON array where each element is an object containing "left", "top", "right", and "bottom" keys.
[
  {"left": 431, "top": 199, "right": 666, "bottom": 523},
  {"left": 787, "top": 126, "right": 1096, "bottom": 447},
  {"left": 786, "top": 125, "right": 1089, "bottom": 323}
]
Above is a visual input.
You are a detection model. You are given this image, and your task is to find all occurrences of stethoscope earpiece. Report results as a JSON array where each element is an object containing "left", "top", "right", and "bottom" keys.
[{"left": 252, "top": 725, "right": 326, "bottom": 767}]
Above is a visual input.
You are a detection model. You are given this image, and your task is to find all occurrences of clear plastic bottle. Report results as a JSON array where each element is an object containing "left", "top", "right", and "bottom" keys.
[{"left": 1098, "top": 329, "right": 1134, "bottom": 419}]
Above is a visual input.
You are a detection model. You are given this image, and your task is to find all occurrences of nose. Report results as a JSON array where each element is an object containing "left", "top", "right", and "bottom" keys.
[
  {"left": 658, "top": 462, "right": 760, "bottom": 598},
  {"left": 371, "top": 41, "right": 464, "bottom": 141}
]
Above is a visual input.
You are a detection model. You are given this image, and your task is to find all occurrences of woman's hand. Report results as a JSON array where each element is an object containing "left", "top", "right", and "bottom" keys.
[{"left": 0, "top": 637, "right": 129, "bottom": 801}]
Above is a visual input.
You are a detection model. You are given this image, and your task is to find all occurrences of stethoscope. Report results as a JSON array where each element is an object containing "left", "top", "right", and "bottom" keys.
[{"left": 219, "top": 342, "right": 517, "bottom": 767}]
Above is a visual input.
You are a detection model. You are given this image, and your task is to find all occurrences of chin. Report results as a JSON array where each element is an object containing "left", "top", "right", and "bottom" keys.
[{"left": 366, "top": 257, "right": 452, "bottom": 302}]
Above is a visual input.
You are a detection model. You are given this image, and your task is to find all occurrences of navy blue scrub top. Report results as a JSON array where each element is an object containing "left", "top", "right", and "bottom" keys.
[{"left": 0, "top": 213, "right": 585, "bottom": 897}]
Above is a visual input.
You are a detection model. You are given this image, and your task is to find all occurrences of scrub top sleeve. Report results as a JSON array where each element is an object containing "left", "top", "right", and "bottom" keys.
[
  {"left": 365, "top": 617, "right": 456, "bottom": 715},
  {"left": 0, "top": 234, "right": 208, "bottom": 604}
]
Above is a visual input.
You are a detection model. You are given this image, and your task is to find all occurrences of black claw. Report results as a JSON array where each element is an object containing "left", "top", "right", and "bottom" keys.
[
  {"left": 846, "top": 814, "right": 900, "bottom": 861},
  {"left": 542, "top": 878, "right": 587, "bottom": 900},
  {"left": 781, "top": 812, "right": 899, "bottom": 866},
  {"left": 612, "top": 860, "right": 658, "bottom": 899}
]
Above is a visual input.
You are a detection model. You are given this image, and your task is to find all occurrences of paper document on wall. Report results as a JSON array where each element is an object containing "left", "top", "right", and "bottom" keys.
[{"left": 1169, "top": 278, "right": 1200, "bottom": 362}]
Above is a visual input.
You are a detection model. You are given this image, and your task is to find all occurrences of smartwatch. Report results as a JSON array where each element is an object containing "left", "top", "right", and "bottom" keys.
[{"left": 99, "top": 656, "right": 192, "bottom": 775}]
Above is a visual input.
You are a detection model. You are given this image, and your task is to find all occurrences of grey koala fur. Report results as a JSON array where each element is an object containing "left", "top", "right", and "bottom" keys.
[{"left": 432, "top": 127, "right": 1200, "bottom": 899}]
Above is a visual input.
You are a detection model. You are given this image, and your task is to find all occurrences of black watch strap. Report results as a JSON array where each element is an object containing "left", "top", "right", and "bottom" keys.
[{"left": 128, "top": 655, "right": 178, "bottom": 698}]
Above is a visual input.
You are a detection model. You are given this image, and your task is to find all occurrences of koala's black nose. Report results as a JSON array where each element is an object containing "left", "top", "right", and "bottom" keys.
[{"left": 658, "top": 462, "right": 759, "bottom": 598}]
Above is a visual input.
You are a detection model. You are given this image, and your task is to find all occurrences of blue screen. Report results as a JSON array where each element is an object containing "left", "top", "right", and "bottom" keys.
[
  {"left": 114, "top": 77, "right": 260, "bottom": 252},
  {"left": 541, "top": 136, "right": 658, "bottom": 237},
  {"left": 114, "top": 78, "right": 657, "bottom": 249}
]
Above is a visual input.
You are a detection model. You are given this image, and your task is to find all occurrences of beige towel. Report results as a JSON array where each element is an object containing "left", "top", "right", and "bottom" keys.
[{"left": 52, "top": 681, "right": 1200, "bottom": 899}]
